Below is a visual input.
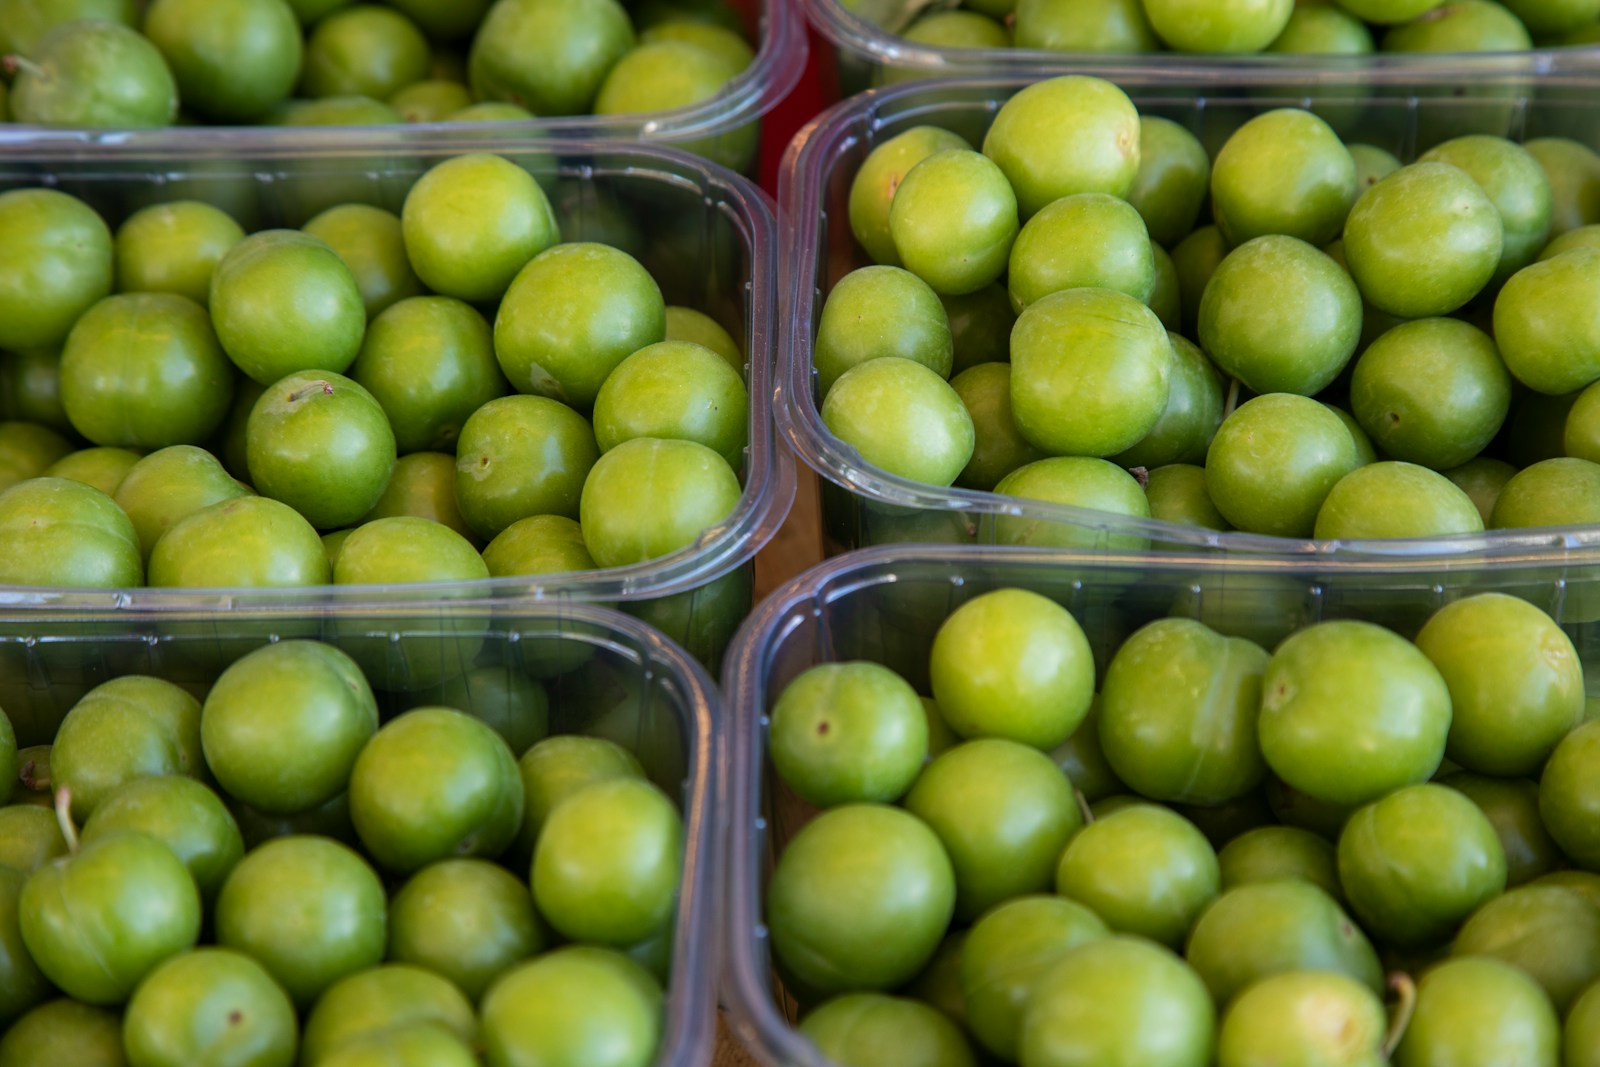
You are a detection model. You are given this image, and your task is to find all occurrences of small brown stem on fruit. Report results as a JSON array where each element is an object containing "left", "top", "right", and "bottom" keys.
[
  {"left": 2, "top": 54, "right": 40, "bottom": 79},
  {"left": 1382, "top": 972, "right": 1417, "bottom": 1058},
  {"left": 53, "top": 787, "right": 79, "bottom": 855},
  {"left": 286, "top": 380, "right": 335, "bottom": 403},
  {"left": 1074, "top": 788, "right": 1095, "bottom": 826},
  {"left": 19, "top": 755, "right": 48, "bottom": 793},
  {"left": 1130, "top": 466, "right": 1149, "bottom": 488},
  {"left": 1222, "top": 377, "right": 1241, "bottom": 421}
]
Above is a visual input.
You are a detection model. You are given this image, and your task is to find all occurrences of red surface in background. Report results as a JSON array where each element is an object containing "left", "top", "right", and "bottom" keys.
[{"left": 757, "top": 25, "right": 833, "bottom": 195}]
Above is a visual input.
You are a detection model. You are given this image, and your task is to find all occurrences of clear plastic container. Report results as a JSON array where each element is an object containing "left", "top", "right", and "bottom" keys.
[
  {"left": 776, "top": 74, "right": 1600, "bottom": 560},
  {"left": 722, "top": 540, "right": 1600, "bottom": 1067},
  {"left": 0, "top": 136, "right": 794, "bottom": 668},
  {"left": 800, "top": 0, "right": 1600, "bottom": 100},
  {"left": 0, "top": 0, "right": 807, "bottom": 176},
  {"left": 0, "top": 597, "right": 719, "bottom": 1067}
]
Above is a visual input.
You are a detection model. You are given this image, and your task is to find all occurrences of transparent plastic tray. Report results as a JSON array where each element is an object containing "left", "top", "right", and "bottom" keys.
[
  {"left": 0, "top": 597, "right": 719, "bottom": 1067},
  {"left": 0, "top": 136, "right": 794, "bottom": 668},
  {"left": 722, "top": 540, "right": 1600, "bottom": 1067},
  {"left": 0, "top": 0, "right": 806, "bottom": 176},
  {"left": 777, "top": 75, "right": 1600, "bottom": 560},
  {"left": 800, "top": 0, "right": 1600, "bottom": 100}
]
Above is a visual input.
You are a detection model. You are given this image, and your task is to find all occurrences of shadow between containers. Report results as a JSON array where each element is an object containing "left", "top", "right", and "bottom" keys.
[
  {"left": 717, "top": 540, "right": 1600, "bottom": 1067},
  {"left": 774, "top": 73, "right": 1600, "bottom": 562}
]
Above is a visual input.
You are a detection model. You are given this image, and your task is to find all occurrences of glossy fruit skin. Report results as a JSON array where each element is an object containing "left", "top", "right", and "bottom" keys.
[
  {"left": 1205, "top": 394, "right": 1362, "bottom": 538},
  {"left": 1313, "top": 461, "right": 1486, "bottom": 540},
  {"left": 513, "top": 735, "right": 643, "bottom": 859},
  {"left": 1490, "top": 456, "right": 1600, "bottom": 529},
  {"left": 318, "top": 1023, "right": 477, "bottom": 1067},
  {"left": 400, "top": 154, "right": 558, "bottom": 305},
  {"left": 1125, "top": 116, "right": 1210, "bottom": 247},
  {"left": 1099, "top": 617, "right": 1268, "bottom": 805},
  {"left": 147, "top": 494, "right": 330, "bottom": 588},
  {"left": 1344, "top": 162, "right": 1504, "bottom": 318},
  {"left": 888, "top": 149, "right": 1019, "bottom": 297},
  {"left": 823, "top": 357, "right": 975, "bottom": 486},
  {"left": 479, "top": 946, "right": 660, "bottom": 1067},
  {"left": 82, "top": 775, "right": 245, "bottom": 905},
  {"left": 454, "top": 393, "right": 599, "bottom": 539},
  {"left": 302, "top": 204, "right": 423, "bottom": 320},
  {"left": 388, "top": 859, "right": 545, "bottom": 1002},
  {"left": 769, "top": 661, "right": 927, "bottom": 808},
  {"left": 214, "top": 835, "right": 386, "bottom": 1007},
  {"left": 1539, "top": 719, "right": 1600, "bottom": 870},
  {"left": 355, "top": 453, "right": 475, "bottom": 542},
  {"left": 1112, "top": 335, "right": 1224, "bottom": 470},
  {"left": 143, "top": 0, "right": 303, "bottom": 122},
  {"left": 299, "top": 963, "right": 476, "bottom": 1065},
  {"left": 592, "top": 340, "right": 748, "bottom": 469},
  {"left": 1415, "top": 592, "right": 1583, "bottom": 776},
  {"left": 349, "top": 706, "right": 522, "bottom": 873},
  {"left": 0, "top": 997, "right": 125, "bottom": 1066},
  {"left": 46, "top": 447, "right": 140, "bottom": 497},
  {"left": 1393, "top": 956, "right": 1561, "bottom": 1067},
  {"left": 1420, "top": 134, "right": 1554, "bottom": 286},
  {"left": 483, "top": 514, "right": 596, "bottom": 578},
  {"left": 1199, "top": 235, "right": 1361, "bottom": 397},
  {"left": 301, "top": 5, "right": 428, "bottom": 100},
  {"left": 905, "top": 739, "right": 1081, "bottom": 921},
  {"left": 209, "top": 230, "right": 366, "bottom": 385},
  {"left": 1259, "top": 620, "right": 1451, "bottom": 806},
  {"left": 494, "top": 242, "right": 665, "bottom": 410},
  {"left": 201, "top": 640, "right": 378, "bottom": 814},
  {"left": 0, "top": 866, "right": 51, "bottom": 1027},
  {"left": 799, "top": 993, "right": 976, "bottom": 1067},
  {"left": 1451, "top": 884, "right": 1600, "bottom": 1013},
  {"left": 814, "top": 266, "right": 953, "bottom": 397},
  {"left": 0, "top": 189, "right": 113, "bottom": 353},
  {"left": 958, "top": 896, "right": 1107, "bottom": 1060},
  {"left": 1211, "top": 109, "right": 1357, "bottom": 246},
  {"left": 1216, "top": 969, "right": 1385, "bottom": 1067},
  {"left": 1019, "top": 936, "right": 1214, "bottom": 1067},
  {"left": 1009, "top": 286, "right": 1172, "bottom": 457},
  {"left": 929, "top": 588, "right": 1094, "bottom": 750},
  {"left": 1184, "top": 880, "right": 1382, "bottom": 1007},
  {"left": 951, "top": 362, "right": 1045, "bottom": 491},
  {"left": 1056, "top": 805, "right": 1219, "bottom": 948},
  {"left": 1568, "top": 982, "right": 1600, "bottom": 1067},
  {"left": 1494, "top": 248, "right": 1600, "bottom": 396},
  {"left": 594, "top": 40, "right": 752, "bottom": 170},
  {"left": 61, "top": 292, "right": 236, "bottom": 449},
  {"left": 0, "top": 477, "right": 142, "bottom": 588},
  {"left": 50, "top": 677, "right": 198, "bottom": 823},
  {"left": 1350, "top": 317, "right": 1512, "bottom": 470},
  {"left": 981, "top": 76, "right": 1142, "bottom": 217},
  {"left": 0, "top": 806, "right": 67, "bottom": 873},
  {"left": 766, "top": 804, "right": 955, "bottom": 996},
  {"left": 578, "top": 437, "right": 742, "bottom": 566},
  {"left": 10, "top": 21, "right": 177, "bottom": 129},
  {"left": 534, "top": 777, "right": 681, "bottom": 946},
  {"left": 1338, "top": 783, "right": 1506, "bottom": 947},
  {"left": 1442, "top": 772, "right": 1561, "bottom": 886},
  {"left": 1216, "top": 825, "right": 1342, "bottom": 902},
  {"left": 848, "top": 127, "right": 973, "bottom": 267},
  {"left": 20, "top": 831, "right": 201, "bottom": 1005},
  {"left": 122, "top": 947, "right": 297, "bottom": 1067}
]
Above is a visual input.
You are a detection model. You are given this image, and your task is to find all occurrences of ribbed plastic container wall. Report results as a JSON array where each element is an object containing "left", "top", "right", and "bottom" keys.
[
  {"left": 777, "top": 75, "right": 1600, "bottom": 560},
  {"left": 0, "top": 598, "right": 719, "bottom": 1067},
  {"left": 722, "top": 541, "right": 1600, "bottom": 1067},
  {"left": 0, "top": 137, "right": 794, "bottom": 667},
  {"left": 0, "top": 0, "right": 806, "bottom": 176},
  {"left": 800, "top": 0, "right": 1600, "bottom": 101}
]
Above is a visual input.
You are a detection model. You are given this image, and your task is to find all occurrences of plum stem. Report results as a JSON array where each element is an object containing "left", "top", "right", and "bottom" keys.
[
  {"left": 2, "top": 54, "right": 42, "bottom": 79},
  {"left": 1222, "top": 377, "right": 1241, "bottom": 422},
  {"left": 19, "top": 754, "right": 49, "bottom": 793},
  {"left": 286, "top": 380, "right": 335, "bottom": 403},
  {"left": 53, "top": 787, "right": 79, "bottom": 855},
  {"left": 1381, "top": 971, "right": 1417, "bottom": 1058},
  {"left": 1074, "top": 788, "right": 1094, "bottom": 826}
]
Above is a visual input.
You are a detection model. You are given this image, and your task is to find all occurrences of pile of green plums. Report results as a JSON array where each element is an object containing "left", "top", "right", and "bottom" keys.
[
  {"left": 0, "top": 150, "right": 751, "bottom": 591},
  {"left": 818, "top": 72, "right": 1600, "bottom": 545},
  {"left": 869, "top": 0, "right": 1600, "bottom": 60},
  {"left": 0, "top": 635, "right": 686, "bottom": 1067},
  {"left": 0, "top": 0, "right": 758, "bottom": 149},
  {"left": 763, "top": 585, "right": 1600, "bottom": 1067}
]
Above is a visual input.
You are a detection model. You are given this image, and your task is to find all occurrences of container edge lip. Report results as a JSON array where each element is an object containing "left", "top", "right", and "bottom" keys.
[
  {"left": 774, "top": 77, "right": 1600, "bottom": 563},
  {"left": 797, "top": 0, "right": 1600, "bottom": 84},
  {"left": 0, "top": 0, "right": 809, "bottom": 151},
  {"left": 0, "top": 138, "right": 791, "bottom": 610}
]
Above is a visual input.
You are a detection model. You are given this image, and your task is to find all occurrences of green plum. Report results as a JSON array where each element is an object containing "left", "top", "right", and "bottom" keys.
[
  {"left": 1451, "top": 884, "right": 1600, "bottom": 1013},
  {"left": 0, "top": 477, "right": 142, "bottom": 588},
  {"left": 468, "top": 0, "right": 635, "bottom": 116},
  {"left": 479, "top": 947, "right": 660, "bottom": 1067},
  {"left": 577, "top": 437, "right": 741, "bottom": 565},
  {"left": 981, "top": 75, "right": 1142, "bottom": 216},
  {"left": 400, "top": 154, "right": 558, "bottom": 305},
  {"left": 799, "top": 993, "right": 975, "bottom": 1067},
  {"left": 1420, "top": 134, "right": 1554, "bottom": 286},
  {"left": 1259, "top": 620, "right": 1450, "bottom": 806},
  {"left": 388, "top": 859, "right": 545, "bottom": 1002},
  {"left": 1007, "top": 193, "right": 1154, "bottom": 310},
  {"left": 814, "top": 266, "right": 953, "bottom": 397},
  {"left": 950, "top": 362, "right": 1044, "bottom": 491},
  {"left": 482, "top": 514, "right": 596, "bottom": 578},
  {"left": 301, "top": 5, "right": 430, "bottom": 100},
  {"left": 1494, "top": 248, "right": 1600, "bottom": 396},
  {"left": 1099, "top": 617, "right": 1268, "bottom": 806},
  {"left": 1205, "top": 394, "right": 1362, "bottom": 538},
  {"left": 302, "top": 203, "right": 424, "bottom": 320},
  {"left": 1313, "top": 461, "right": 1486, "bottom": 540},
  {"left": 114, "top": 445, "right": 249, "bottom": 562},
  {"left": 1415, "top": 592, "right": 1583, "bottom": 776},
  {"left": 592, "top": 340, "right": 748, "bottom": 468},
  {"left": 9, "top": 21, "right": 176, "bottom": 128},
  {"left": 114, "top": 200, "right": 245, "bottom": 307},
  {"left": 454, "top": 394, "right": 598, "bottom": 538},
  {"left": 1111, "top": 334, "right": 1224, "bottom": 470},
  {"left": 768, "top": 661, "right": 927, "bottom": 808},
  {"left": 122, "top": 948, "right": 297, "bottom": 1067},
  {"left": 81, "top": 776, "right": 243, "bottom": 904},
  {"left": 1442, "top": 772, "right": 1562, "bottom": 886},
  {"left": 44, "top": 447, "right": 139, "bottom": 497},
  {"left": 1490, "top": 456, "right": 1600, "bottom": 529},
  {"left": 1394, "top": 957, "right": 1561, "bottom": 1067},
  {"left": 1013, "top": 0, "right": 1158, "bottom": 50},
  {"left": 904, "top": 738, "right": 1080, "bottom": 921},
  {"left": 1216, "top": 825, "right": 1343, "bottom": 901},
  {"left": 299, "top": 963, "right": 476, "bottom": 1064},
  {"left": 822, "top": 357, "right": 974, "bottom": 486},
  {"left": 1144, "top": 463, "right": 1230, "bottom": 529},
  {"left": 0, "top": 998, "right": 126, "bottom": 1066},
  {"left": 889, "top": 149, "right": 1019, "bottom": 296},
  {"left": 991, "top": 456, "right": 1152, "bottom": 549},
  {"left": 0, "top": 189, "right": 113, "bottom": 353},
  {"left": 1216, "top": 970, "right": 1385, "bottom": 1067},
  {"left": 1210, "top": 108, "right": 1357, "bottom": 246},
  {"left": 0, "top": 866, "right": 50, "bottom": 1027},
  {"left": 1539, "top": 719, "right": 1600, "bottom": 871},
  {"left": 143, "top": 0, "right": 304, "bottom": 122},
  {"left": 848, "top": 127, "right": 973, "bottom": 267},
  {"left": 1127, "top": 116, "right": 1210, "bottom": 248}
]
